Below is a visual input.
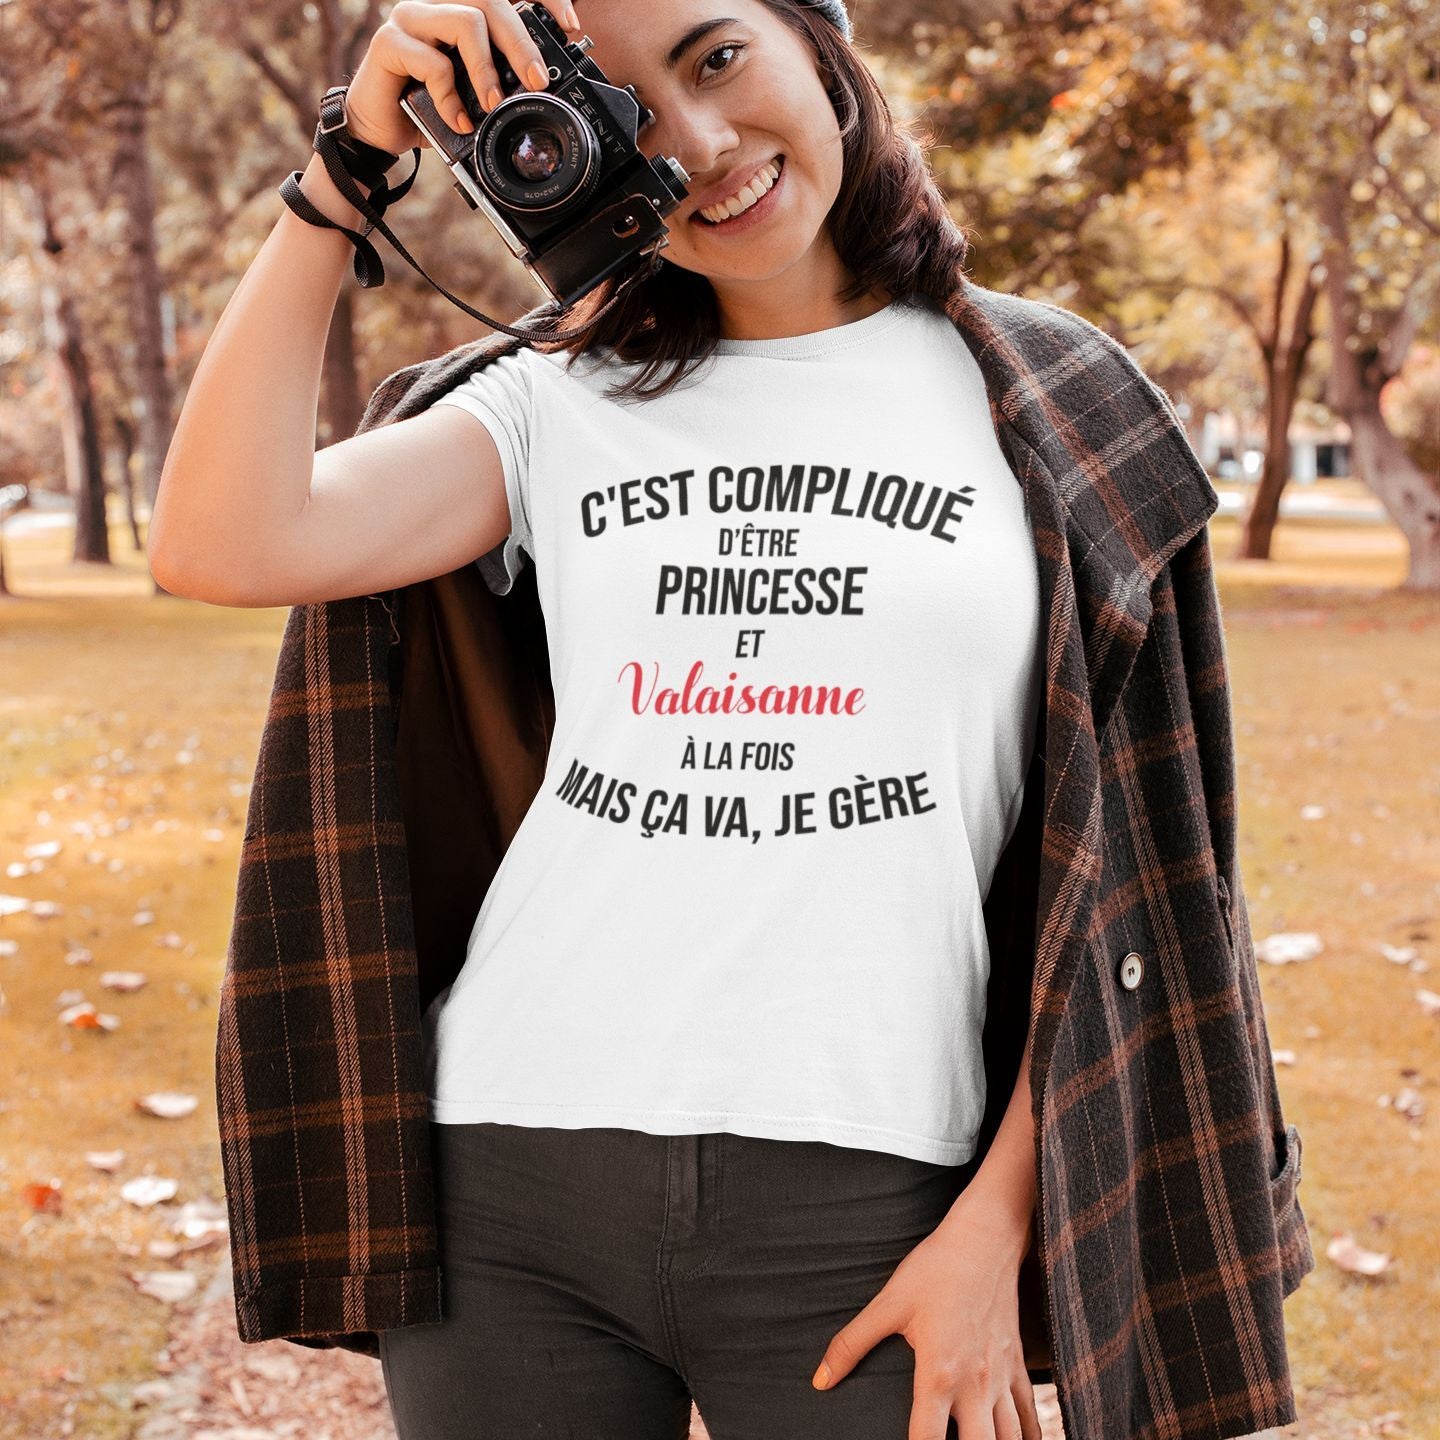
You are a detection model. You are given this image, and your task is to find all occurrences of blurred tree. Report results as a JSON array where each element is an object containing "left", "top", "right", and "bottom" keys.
[
  {"left": 1, "top": 0, "right": 181, "bottom": 589},
  {"left": 0, "top": 19, "right": 112, "bottom": 565},
  {"left": 876, "top": 0, "right": 1329, "bottom": 551},
  {"left": 892, "top": 0, "right": 1203, "bottom": 306},
  {"left": 873, "top": 0, "right": 1439, "bottom": 585},
  {"left": 25, "top": 168, "right": 109, "bottom": 562},
  {"left": 197, "top": 0, "right": 382, "bottom": 441},
  {"left": 186, "top": 0, "right": 592, "bottom": 441},
  {"left": 1197, "top": 0, "right": 1439, "bottom": 586}
]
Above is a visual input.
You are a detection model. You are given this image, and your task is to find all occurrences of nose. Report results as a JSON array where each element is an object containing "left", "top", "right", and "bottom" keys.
[{"left": 649, "top": 102, "right": 742, "bottom": 201}]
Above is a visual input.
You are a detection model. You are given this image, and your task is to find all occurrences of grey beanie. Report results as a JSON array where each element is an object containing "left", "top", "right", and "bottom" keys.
[{"left": 801, "top": 0, "right": 852, "bottom": 40}]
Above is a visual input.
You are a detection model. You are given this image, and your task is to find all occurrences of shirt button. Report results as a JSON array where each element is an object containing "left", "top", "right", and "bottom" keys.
[{"left": 1118, "top": 952, "right": 1145, "bottom": 990}]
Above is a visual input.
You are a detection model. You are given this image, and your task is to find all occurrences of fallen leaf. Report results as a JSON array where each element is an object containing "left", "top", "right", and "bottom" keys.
[
  {"left": 135, "top": 1091, "right": 198, "bottom": 1119},
  {"left": 129, "top": 1379, "right": 175, "bottom": 1407},
  {"left": 84, "top": 1150, "right": 126, "bottom": 1172},
  {"left": 21, "top": 1180, "right": 63, "bottom": 1214},
  {"left": 230, "top": 1374, "right": 253, "bottom": 1416},
  {"left": 1272, "top": 1049, "right": 1297, "bottom": 1066},
  {"left": 130, "top": 1270, "right": 198, "bottom": 1303},
  {"left": 58, "top": 1000, "right": 119, "bottom": 1031},
  {"left": 130, "top": 1379, "right": 175, "bottom": 1407},
  {"left": 1417, "top": 989, "right": 1440, "bottom": 1017},
  {"left": 1326, "top": 1233, "right": 1392, "bottom": 1276},
  {"left": 1389, "top": 1087, "right": 1424, "bottom": 1120},
  {"left": 121, "top": 1176, "right": 179, "bottom": 1207},
  {"left": 1256, "top": 932, "right": 1324, "bottom": 965},
  {"left": 240, "top": 1350, "right": 301, "bottom": 1383},
  {"left": 1380, "top": 943, "right": 1419, "bottom": 965},
  {"left": 100, "top": 971, "right": 148, "bottom": 992},
  {"left": 172, "top": 1196, "right": 229, "bottom": 1240}
]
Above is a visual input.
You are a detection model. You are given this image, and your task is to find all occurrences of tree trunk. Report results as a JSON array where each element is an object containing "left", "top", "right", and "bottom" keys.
[
  {"left": 28, "top": 174, "right": 110, "bottom": 563},
  {"left": 321, "top": 288, "right": 365, "bottom": 445},
  {"left": 110, "top": 75, "right": 174, "bottom": 516},
  {"left": 113, "top": 412, "right": 144, "bottom": 550},
  {"left": 56, "top": 288, "right": 111, "bottom": 562},
  {"left": 1235, "top": 361, "right": 1297, "bottom": 561},
  {"left": 1317, "top": 178, "right": 1440, "bottom": 591},
  {"left": 1232, "top": 236, "right": 1321, "bottom": 562}
]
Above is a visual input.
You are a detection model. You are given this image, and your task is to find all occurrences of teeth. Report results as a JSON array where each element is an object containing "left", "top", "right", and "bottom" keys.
[{"left": 698, "top": 157, "right": 782, "bottom": 224}]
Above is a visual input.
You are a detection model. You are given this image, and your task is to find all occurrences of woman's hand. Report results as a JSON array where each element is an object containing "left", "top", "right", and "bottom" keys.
[
  {"left": 342, "top": 0, "right": 585, "bottom": 155},
  {"left": 810, "top": 1187, "right": 1043, "bottom": 1440}
]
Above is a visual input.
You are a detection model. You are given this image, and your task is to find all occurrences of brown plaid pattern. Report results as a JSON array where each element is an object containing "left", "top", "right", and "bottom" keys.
[{"left": 215, "top": 279, "right": 1314, "bottom": 1439}]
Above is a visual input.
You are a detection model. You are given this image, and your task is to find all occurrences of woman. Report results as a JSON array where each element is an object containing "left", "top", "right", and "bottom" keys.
[{"left": 153, "top": 1, "right": 1311, "bottom": 1438}]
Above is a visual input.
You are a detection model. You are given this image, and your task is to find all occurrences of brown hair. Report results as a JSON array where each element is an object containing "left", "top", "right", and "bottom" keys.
[{"left": 535, "top": 0, "right": 975, "bottom": 401}]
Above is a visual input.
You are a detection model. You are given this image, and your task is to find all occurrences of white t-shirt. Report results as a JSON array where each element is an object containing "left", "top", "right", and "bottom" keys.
[{"left": 423, "top": 293, "right": 1042, "bottom": 1165}]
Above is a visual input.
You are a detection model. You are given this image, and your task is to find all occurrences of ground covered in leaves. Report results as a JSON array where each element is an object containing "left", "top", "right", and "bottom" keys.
[{"left": 0, "top": 485, "right": 1435, "bottom": 1438}]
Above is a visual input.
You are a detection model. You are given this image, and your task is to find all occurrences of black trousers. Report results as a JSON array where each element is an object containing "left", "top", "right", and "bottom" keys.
[{"left": 379, "top": 1119, "right": 980, "bottom": 1438}]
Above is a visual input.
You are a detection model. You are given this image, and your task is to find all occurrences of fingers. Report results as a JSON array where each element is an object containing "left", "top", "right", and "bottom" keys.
[
  {"left": 992, "top": 1388, "right": 1028, "bottom": 1440},
  {"left": 463, "top": 0, "right": 549, "bottom": 95},
  {"left": 537, "top": 0, "right": 583, "bottom": 38},
  {"left": 377, "top": 27, "right": 474, "bottom": 140},
  {"left": 1008, "top": 1376, "right": 1044, "bottom": 1440},
  {"left": 907, "top": 1384, "right": 959, "bottom": 1440},
  {"left": 904, "top": 1358, "right": 1039, "bottom": 1440},
  {"left": 391, "top": 0, "right": 575, "bottom": 120},
  {"left": 813, "top": 1293, "right": 902, "bottom": 1390}
]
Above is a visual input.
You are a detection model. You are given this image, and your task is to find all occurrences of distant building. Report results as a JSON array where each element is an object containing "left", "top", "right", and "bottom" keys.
[{"left": 1193, "top": 411, "right": 1352, "bottom": 482}]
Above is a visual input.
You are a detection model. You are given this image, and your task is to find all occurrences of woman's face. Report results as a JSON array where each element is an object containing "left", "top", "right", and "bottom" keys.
[{"left": 573, "top": 0, "right": 846, "bottom": 287}]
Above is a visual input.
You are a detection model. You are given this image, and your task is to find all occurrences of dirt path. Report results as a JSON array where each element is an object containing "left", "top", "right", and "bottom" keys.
[{"left": 134, "top": 1260, "right": 395, "bottom": 1440}]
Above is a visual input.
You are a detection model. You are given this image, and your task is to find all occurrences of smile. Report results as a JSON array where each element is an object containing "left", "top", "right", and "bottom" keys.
[{"left": 691, "top": 155, "right": 787, "bottom": 230}]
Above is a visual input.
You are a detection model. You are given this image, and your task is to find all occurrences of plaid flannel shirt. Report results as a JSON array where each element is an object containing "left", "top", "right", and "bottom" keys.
[{"left": 216, "top": 277, "right": 1315, "bottom": 1440}]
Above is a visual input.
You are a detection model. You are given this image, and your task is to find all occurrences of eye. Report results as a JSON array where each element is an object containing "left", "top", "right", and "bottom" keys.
[{"left": 698, "top": 41, "right": 745, "bottom": 80}]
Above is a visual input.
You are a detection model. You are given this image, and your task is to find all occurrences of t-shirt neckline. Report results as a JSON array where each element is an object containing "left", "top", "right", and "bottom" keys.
[{"left": 710, "top": 296, "right": 915, "bottom": 358}]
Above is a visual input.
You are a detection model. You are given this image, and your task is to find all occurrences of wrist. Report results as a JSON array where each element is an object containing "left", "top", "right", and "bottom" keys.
[
  {"left": 940, "top": 1186, "right": 1034, "bottom": 1264},
  {"left": 297, "top": 151, "right": 373, "bottom": 229}
]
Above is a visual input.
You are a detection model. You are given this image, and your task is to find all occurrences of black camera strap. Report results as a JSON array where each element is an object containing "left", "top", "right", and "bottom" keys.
[{"left": 278, "top": 85, "right": 661, "bottom": 343}]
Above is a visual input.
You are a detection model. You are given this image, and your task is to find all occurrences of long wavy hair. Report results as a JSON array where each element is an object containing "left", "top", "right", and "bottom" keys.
[{"left": 535, "top": 0, "right": 975, "bottom": 401}]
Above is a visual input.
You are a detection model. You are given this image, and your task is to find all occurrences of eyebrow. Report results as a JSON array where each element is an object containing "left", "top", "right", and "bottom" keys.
[{"left": 665, "top": 17, "right": 740, "bottom": 70}]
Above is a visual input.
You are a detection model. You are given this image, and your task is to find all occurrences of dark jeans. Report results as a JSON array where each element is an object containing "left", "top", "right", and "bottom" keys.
[{"left": 379, "top": 1120, "right": 981, "bottom": 1439}]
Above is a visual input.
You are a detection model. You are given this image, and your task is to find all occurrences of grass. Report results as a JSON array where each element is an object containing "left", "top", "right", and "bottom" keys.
[{"left": 0, "top": 480, "right": 1436, "bottom": 1439}]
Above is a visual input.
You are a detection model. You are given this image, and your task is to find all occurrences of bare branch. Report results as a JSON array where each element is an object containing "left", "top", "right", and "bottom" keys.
[
  {"left": 1370, "top": 156, "right": 1440, "bottom": 239},
  {"left": 1189, "top": 281, "right": 1267, "bottom": 354},
  {"left": 345, "top": 0, "right": 384, "bottom": 72},
  {"left": 241, "top": 40, "right": 314, "bottom": 134}
]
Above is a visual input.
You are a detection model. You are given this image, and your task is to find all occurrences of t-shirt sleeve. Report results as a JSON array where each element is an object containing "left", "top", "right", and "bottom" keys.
[{"left": 430, "top": 349, "right": 534, "bottom": 596}]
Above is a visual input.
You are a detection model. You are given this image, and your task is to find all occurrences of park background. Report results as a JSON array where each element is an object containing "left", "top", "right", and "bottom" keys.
[{"left": 1, "top": 0, "right": 1438, "bottom": 1436}]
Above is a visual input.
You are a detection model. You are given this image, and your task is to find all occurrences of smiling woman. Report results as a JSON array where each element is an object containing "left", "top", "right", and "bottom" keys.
[
  {"left": 155, "top": 0, "right": 1311, "bottom": 1434},
  {"left": 531, "top": 0, "right": 974, "bottom": 398}
]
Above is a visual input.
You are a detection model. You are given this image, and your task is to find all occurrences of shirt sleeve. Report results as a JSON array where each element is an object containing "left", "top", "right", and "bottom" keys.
[{"left": 430, "top": 348, "right": 534, "bottom": 596}]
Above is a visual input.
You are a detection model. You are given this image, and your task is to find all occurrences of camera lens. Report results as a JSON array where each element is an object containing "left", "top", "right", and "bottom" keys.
[
  {"left": 509, "top": 125, "right": 564, "bottom": 182},
  {"left": 475, "top": 94, "right": 600, "bottom": 213}
]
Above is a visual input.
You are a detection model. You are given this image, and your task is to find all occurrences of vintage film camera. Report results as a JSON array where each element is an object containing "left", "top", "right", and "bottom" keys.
[{"left": 399, "top": 1, "right": 692, "bottom": 308}]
